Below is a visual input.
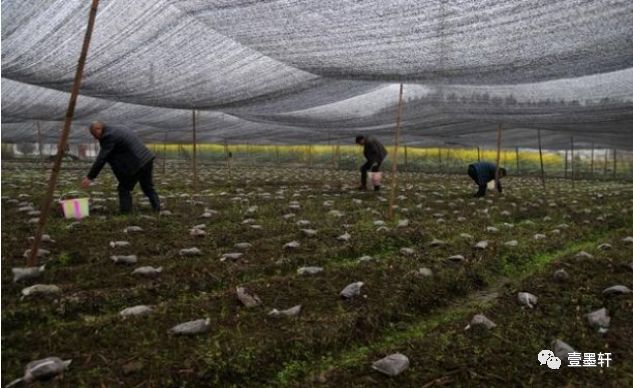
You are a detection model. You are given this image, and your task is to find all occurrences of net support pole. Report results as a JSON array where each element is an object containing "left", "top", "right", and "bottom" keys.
[
  {"left": 515, "top": 146, "right": 520, "bottom": 175},
  {"left": 388, "top": 83, "right": 405, "bottom": 220},
  {"left": 225, "top": 139, "right": 231, "bottom": 179},
  {"left": 27, "top": 0, "right": 99, "bottom": 267},
  {"left": 494, "top": 123, "right": 502, "bottom": 186},
  {"left": 590, "top": 142, "right": 594, "bottom": 178},
  {"left": 162, "top": 132, "right": 167, "bottom": 174},
  {"left": 570, "top": 137, "right": 575, "bottom": 188},
  {"left": 36, "top": 121, "right": 43, "bottom": 161},
  {"left": 613, "top": 149, "right": 617, "bottom": 179},
  {"left": 308, "top": 145, "right": 313, "bottom": 168},
  {"left": 537, "top": 129, "right": 546, "bottom": 190},
  {"left": 477, "top": 146, "right": 481, "bottom": 163},
  {"left": 404, "top": 145, "right": 408, "bottom": 172},
  {"left": 192, "top": 109, "right": 198, "bottom": 193},
  {"left": 603, "top": 149, "right": 608, "bottom": 175},
  {"left": 564, "top": 149, "right": 568, "bottom": 179}
]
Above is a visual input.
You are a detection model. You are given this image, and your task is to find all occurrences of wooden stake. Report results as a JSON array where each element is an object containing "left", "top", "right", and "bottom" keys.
[
  {"left": 27, "top": 0, "right": 100, "bottom": 267},
  {"left": 603, "top": 149, "right": 608, "bottom": 175},
  {"left": 494, "top": 123, "right": 502, "bottom": 184},
  {"left": 564, "top": 149, "right": 568, "bottom": 179},
  {"left": 36, "top": 121, "right": 43, "bottom": 160},
  {"left": 308, "top": 144, "right": 313, "bottom": 167},
  {"left": 404, "top": 145, "right": 408, "bottom": 172},
  {"left": 162, "top": 132, "right": 167, "bottom": 174},
  {"left": 537, "top": 129, "right": 545, "bottom": 189},
  {"left": 613, "top": 149, "right": 617, "bottom": 179},
  {"left": 570, "top": 137, "right": 574, "bottom": 188},
  {"left": 438, "top": 148, "right": 442, "bottom": 171},
  {"left": 515, "top": 146, "right": 520, "bottom": 175},
  {"left": 590, "top": 142, "right": 594, "bottom": 178},
  {"left": 477, "top": 146, "right": 481, "bottom": 163},
  {"left": 388, "top": 83, "right": 405, "bottom": 220},
  {"left": 192, "top": 109, "right": 198, "bottom": 193}
]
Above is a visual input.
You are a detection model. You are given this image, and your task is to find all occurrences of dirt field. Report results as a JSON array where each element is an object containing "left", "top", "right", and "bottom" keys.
[{"left": 2, "top": 160, "right": 632, "bottom": 387}]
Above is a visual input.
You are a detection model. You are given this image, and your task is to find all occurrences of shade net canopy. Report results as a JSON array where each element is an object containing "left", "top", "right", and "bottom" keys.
[{"left": 2, "top": 0, "right": 632, "bottom": 149}]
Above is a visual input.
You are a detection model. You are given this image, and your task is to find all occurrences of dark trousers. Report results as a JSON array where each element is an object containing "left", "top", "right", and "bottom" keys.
[
  {"left": 468, "top": 164, "right": 486, "bottom": 197},
  {"left": 117, "top": 160, "right": 160, "bottom": 213},
  {"left": 361, "top": 160, "right": 382, "bottom": 190}
]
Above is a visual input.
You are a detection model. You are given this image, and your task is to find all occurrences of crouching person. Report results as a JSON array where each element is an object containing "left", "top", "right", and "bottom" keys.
[
  {"left": 81, "top": 121, "right": 160, "bottom": 213},
  {"left": 467, "top": 161, "right": 506, "bottom": 197}
]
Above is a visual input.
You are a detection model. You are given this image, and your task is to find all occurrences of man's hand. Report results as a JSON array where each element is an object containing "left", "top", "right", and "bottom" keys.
[{"left": 80, "top": 177, "right": 93, "bottom": 189}]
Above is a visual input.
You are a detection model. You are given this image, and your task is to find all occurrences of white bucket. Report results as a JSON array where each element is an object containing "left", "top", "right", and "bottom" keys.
[{"left": 59, "top": 193, "right": 90, "bottom": 219}]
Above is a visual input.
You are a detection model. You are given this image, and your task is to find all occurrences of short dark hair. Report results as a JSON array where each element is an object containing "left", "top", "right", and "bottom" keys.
[
  {"left": 499, "top": 167, "right": 507, "bottom": 177},
  {"left": 355, "top": 135, "right": 364, "bottom": 144}
]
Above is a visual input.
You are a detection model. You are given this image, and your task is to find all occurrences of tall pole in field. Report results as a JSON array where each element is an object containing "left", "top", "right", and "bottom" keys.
[
  {"left": 388, "top": 83, "right": 404, "bottom": 220},
  {"left": 613, "top": 149, "right": 617, "bottom": 179},
  {"left": 162, "top": 131, "right": 167, "bottom": 174},
  {"left": 27, "top": 0, "right": 100, "bottom": 267},
  {"left": 494, "top": 123, "right": 502, "bottom": 186},
  {"left": 404, "top": 145, "right": 408, "bottom": 172},
  {"left": 537, "top": 129, "right": 546, "bottom": 190},
  {"left": 603, "top": 149, "right": 608, "bottom": 175},
  {"left": 36, "top": 121, "right": 44, "bottom": 161},
  {"left": 192, "top": 109, "right": 198, "bottom": 193},
  {"left": 590, "top": 142, "right": 594, "bottom": 178},
  {"left": 570, "top": 137, "right": 575, "bottom": 188},
  {"left": 564, "top": 149, "right": 568, "bottom": 179},
  {"left": 515, "top": 146, "right": 520, "bottom": 175},
  {"left": 477, "top": 146, "right": 481, "bottom": 163}
]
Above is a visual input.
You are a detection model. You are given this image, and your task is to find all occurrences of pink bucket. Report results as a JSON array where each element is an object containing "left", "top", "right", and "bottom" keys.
[{"left": 370, "top": 172, "right": 382, "bottom": 186}]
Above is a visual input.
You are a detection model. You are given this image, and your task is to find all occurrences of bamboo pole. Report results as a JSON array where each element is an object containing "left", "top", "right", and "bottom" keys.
[
  {"left": 404, "top": 145, "right": 408, "bottom": 172},
  {"left": 570, "top": 137, "right": 574, "bottom": 188},
  {"left": 603, "top": 149, "right": 608, "bottom": 175},
  {"left": 494, "top": 124, "right": 502, "bottom": 187},
  {"left": 590, "top": 142, "right": 594, "bottom": 178},
  {"left": 477, "top": 146, "right": 481, "bottom": 163},
  {"left": 537, "top": 129, "right": 545, "bottom": 189},
  {"left": 162, "top": 132, "right": 167, "bottom": 174},
  {"left": 388, "top": 83, "right": 405, "bottom": 220},
  {"left": 27, "top": 0, "right": 100, "bottom": 267},
  {"left": 613, "top": 149, "right": 617, "bottom": 179},
  {"left": 192, "top": 109, "right": 198, "bottom": 193},
  {"left": 515, "top": 146, "right": 520, "bottom": 175},
  {"left": 438, "top": 148, "right": 442, "bottom": 171},
  {"left": 308, "top": 144, "right": 313, "bottom": 167},
  {"left": 564, "top": 149, "right": 568, "bottom": 179},
  {"left": 36, "top": 121, "right": 43, "bottom": 161}
]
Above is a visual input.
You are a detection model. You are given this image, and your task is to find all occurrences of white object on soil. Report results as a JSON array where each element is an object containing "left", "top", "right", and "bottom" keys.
[
  {"left": 12, "top": 265, "right": 45, "bottom": 283},
  {"left": 268, "top": 305, "right": 302, "bottom": 317},
  {"left": 297, "top": 266, "right": 324, "bottom": 276},
  {"left": 517, "top": 292, "right": 538, "bottom": 308},
  {"left": 111, "top": 255, "right": 138, "bottom": 265},
  {"left": 132, "top": 266, "right": 163, "bottom": 277},
  {"left": 180, "top": 247, "right": 202, "bottom": 256},
  {"left": 465, "top": 314, "right": 497, "bottom": 330},
  {"left": 120, "top": 305, "right": 153, "bottom": 317},
  {"left": 371, "top": 353, "right": 410, "bottom": 376},
  {"left": 21, "top": 284, "right": 61, "bottom": 297},
  {"left": 109, "top": 241, "right": 131, "bottom": 248},
  {"left": 168, "top": 318, "right": 211, "bottom": 335},
  {"left": 6, "top": 357, "right": 72, "bottom": 387},
  {"left": 340, "top": 281, "right": 364, "bottom": 299},
  {"left": 602, "top": 285, "right": 631, "bottom": 296},
  {"left": 236, "top": 287, "right": 262, "bottom": 308}
]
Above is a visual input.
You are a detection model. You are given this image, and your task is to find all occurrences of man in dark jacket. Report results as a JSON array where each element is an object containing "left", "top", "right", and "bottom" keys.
[
  {"left": 355, "top": 135, "right": 388, "bottom": 191},
  {"left": 467, "top": 161, "right": 506, "bottom": 197},
  {"left": 81, "top": 121, "right": 160, "bottom": 213}
]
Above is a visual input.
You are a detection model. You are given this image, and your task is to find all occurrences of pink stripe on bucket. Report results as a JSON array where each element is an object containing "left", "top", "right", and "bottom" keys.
[{"left": 72, "top": 199, "right": 82, "bottom": 219}]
